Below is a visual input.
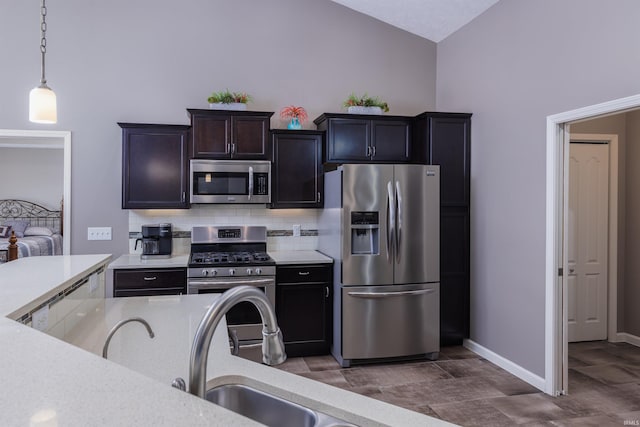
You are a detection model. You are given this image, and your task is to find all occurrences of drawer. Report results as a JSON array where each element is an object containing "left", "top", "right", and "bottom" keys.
[
  {"left": 114, "top": 287, "right": 185, "bottom": 297},
  {"left": 114, "top": 268, "right": 186, "bottom": 291},
  {"left": 276, "top": 264, "right": 331, "bottom": 284}
]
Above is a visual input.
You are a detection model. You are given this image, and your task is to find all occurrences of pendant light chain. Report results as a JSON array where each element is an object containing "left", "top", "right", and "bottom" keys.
[{"left": 39, "top": 0, "right": 48, "bottom": 85}]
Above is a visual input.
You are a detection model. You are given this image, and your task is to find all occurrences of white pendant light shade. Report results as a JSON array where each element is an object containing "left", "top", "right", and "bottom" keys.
[{"left": 29, "top": 84, "right": 57, "bottom": 124}]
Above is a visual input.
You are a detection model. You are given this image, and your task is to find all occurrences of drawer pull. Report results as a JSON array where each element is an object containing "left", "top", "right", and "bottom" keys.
[
  {"left": 298, "top": 271, "right": 310, "bottom": 276},
  {"left": 143, "top": 276, "right": 157, "bottom": 281}
]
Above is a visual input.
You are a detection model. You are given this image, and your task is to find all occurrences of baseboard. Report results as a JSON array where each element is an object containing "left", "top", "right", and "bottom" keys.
[
  {"left": 614, "top": 332, "right": 640, "bottom": 347},
  {"left": 463, "top": 339, "right": 546, "bottom": 392}
]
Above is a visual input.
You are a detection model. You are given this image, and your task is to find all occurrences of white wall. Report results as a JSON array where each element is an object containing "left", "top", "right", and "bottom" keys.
[
  {"left": 0, "top": 0, "right": 437, "bottom": 257},
  {"left": 436, "top": 0, "right": 640, "bottom": 376},
  {"left": 0, "top": 146, "right": 63, "bottom": 209}
]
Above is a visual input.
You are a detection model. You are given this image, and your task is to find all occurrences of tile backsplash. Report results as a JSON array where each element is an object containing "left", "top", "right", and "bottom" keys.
[{"left": 129, "top": 205, "right": 321, "bottom": 254}]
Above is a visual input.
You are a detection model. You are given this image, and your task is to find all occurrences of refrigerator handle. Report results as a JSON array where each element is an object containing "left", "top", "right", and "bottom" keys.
[
  {"left": 386, "top": 181, "right": 395, "bottom": 263},
  {"left": 248, "top": 166, "right": 254, "bottom": 200},
  {"left": 395, "top": 180, "right": 402, "bottom": 264}
]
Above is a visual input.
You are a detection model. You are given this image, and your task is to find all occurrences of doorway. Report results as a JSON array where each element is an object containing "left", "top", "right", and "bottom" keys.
[
  {"left": 545, "top": 94, "right": 640, "bottom": 396},
  {"left": 0, "top": 129, "right": 71, "bottom": 254}
]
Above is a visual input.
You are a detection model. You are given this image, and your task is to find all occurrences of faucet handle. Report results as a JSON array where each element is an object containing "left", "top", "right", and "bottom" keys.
[{"left": 172, "top": 377, "right": 186, "bottom": 391}]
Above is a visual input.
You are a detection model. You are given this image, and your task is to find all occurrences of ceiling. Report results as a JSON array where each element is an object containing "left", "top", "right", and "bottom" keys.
[{"left": 330, "top": 0, "right": 500, "bottom": 43}]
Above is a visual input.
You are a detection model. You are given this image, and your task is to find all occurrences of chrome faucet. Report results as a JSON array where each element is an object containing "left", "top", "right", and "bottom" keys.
[
  {"left": 102, "top": 317, "right": 155, "bottom": 359},
  {"left": 188, "top": 285, "right": 287, "bottom": 398}
]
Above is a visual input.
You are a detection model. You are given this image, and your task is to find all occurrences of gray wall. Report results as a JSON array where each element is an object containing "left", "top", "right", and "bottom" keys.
[
  {"left": 624, "top": 110, "right": 640, "bottom": 336},
  {"left": 436, "top": 0, "right": 640, "bottom": 377},
  {"left": 0, "top": 147, "right": 64, "bottom": 209},
  {"left": 571, "top": 114, "right": 627, "bottom": 333},
  {"left": 0, "top": 0, "right": 436, "bottom": 256}
]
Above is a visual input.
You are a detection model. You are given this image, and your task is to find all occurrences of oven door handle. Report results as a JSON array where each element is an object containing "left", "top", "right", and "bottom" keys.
[{"left": 188, "top": 278, "right": 274, "bottom": 290}]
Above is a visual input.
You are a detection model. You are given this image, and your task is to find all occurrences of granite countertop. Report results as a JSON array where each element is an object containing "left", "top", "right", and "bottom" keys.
[
  {"left": 0, "top": 255, "right": 453, "bottom": 426},
  {"left": 108, "top": 251, "right": 332, "bottom": 269}
]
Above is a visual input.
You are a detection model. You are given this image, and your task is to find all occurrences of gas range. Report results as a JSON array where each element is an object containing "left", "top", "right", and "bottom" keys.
[{"left": 188, "top": 226, "right": 275, "bottom": 278}]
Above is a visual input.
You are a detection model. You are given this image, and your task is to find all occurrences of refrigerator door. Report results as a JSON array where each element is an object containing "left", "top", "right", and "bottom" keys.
[
  {"left": 341, "top": 164, "right": 394, "bottom": 286},
  {"left": 341, "top": 282, "right": 440, "bottom": 360},
  {"left": 393, "top": 165, "right": 440, "bottom": 284}
]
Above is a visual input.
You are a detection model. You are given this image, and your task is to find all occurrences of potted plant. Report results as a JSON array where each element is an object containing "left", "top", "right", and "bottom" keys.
[
  {"left": 343, "top": 93, "right": 389, "bottom": 114},
  {"left": 207, "top": 90, "right": 252, "bottom": 110},
  {"left": 279, "top": 105, "right": 308, "bottom": 129}
]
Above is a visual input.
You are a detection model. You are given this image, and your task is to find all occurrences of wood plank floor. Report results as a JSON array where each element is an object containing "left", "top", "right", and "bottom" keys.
[{"left": 276, "top": 342, "right": 640, "bottom": 426}]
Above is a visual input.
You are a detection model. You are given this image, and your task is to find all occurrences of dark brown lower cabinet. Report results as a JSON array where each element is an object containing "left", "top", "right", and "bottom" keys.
[
  {"left": 113, "top": 268, "right": 186, "bottom": 297},
  {"left": 276, "top": 264, "right": 332, "bottom": 357}
]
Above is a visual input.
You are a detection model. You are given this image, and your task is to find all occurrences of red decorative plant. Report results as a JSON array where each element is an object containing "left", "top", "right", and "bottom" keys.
[{"left": 280, "top": 105, "right": 308, "bottom": 123}]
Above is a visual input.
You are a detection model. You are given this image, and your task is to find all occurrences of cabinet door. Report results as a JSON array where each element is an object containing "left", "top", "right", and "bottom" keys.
[
  {"left": 121, "top": 124, "right": 189, "bottom": 209},
  {"left": 271, "top": 131, "right": 323, "bottom": 208},
  {"left": 276, "top": 264, "right": 332, "bottom": 357},
  {"left": 430, "top": 116, "right": 470, "bottom": 207},
  {"left": 191, "top": 113, "right": 231, "bottom": 158},
  {"left": 440, "top": 209, "right": 470, "bottom": 346},
  {"left": 232, "top": 115, "right": 269, "bottom": 159},
  {"left": 276, "top": 282, "right": 331, "bottom": 357},
  {"left": 326, "top": 118, "right": 370, "bottom": 162},
  {"left": 371, "top": 119, "right": 410, "bottom": 162}
]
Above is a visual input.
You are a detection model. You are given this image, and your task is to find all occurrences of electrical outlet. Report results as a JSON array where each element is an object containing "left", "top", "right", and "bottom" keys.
[
  {"left": 32, "top": 305, "right": 49, "bottom": 331},
  {"left": 87, "top": 227, "right": 112, "bottom": 241},
  {"left": 89, "top": 273, "right": 98, "bottom": 294},
  {"left": 292, "top": 224, "right": 301, "bottom": 237}
]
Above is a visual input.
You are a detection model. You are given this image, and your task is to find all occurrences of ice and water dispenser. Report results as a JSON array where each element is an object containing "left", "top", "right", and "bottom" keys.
[{"left": 350, "top": 211, "right": 379, "bottom": 255}]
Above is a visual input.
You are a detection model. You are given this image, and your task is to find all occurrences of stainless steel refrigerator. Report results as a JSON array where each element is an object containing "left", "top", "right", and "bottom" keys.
[{"left": 319, "top": 164, "right": 440, "bottom": 367}]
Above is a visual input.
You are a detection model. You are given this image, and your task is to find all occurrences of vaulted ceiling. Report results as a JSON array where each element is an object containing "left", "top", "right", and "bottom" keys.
[{"left": 330, "top": 0, "right": 500, "bottom": 42}]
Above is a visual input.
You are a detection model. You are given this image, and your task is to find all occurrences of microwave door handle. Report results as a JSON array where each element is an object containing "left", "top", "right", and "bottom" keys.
[
  {"left": 248, "top": 166, "right": 254, "bottom": 200},
  {"left": 395, "top": 180, "right": 402, "bottom": 264}
]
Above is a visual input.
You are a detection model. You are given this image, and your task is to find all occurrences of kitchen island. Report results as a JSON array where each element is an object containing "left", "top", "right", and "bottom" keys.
[{"left": 0, "top": 255, "right": 453, "bottom": 426}]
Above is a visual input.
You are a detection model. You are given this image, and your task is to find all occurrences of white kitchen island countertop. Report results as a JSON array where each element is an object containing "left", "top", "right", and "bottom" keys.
[{"left": 0, "top": 255, "right": 454, "bottom": 427}]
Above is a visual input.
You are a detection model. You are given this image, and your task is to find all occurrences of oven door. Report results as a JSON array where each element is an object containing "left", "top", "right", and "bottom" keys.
[
  {"left": 190, "top": 160, "right": 271, "bottom": 204},
  {"left": 187, "top": 276, "right": 275, "bottom": 342}
]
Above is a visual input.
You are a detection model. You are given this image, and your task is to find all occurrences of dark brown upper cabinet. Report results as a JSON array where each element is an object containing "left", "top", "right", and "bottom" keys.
[
  {"left": 314, "top": 113, "right": 411, "bottom": 164},
  {"left": 119, "top": 123, "right": 190, "bottom": 209},
  {"left": 187, "top": 109, "right": 273, "bottom": 159},
  {"left": 413, "top": 112, "right": 471, "bottom": 207},
  {"left": 270, "top": 130, "right": 324, "bottom": 209}
]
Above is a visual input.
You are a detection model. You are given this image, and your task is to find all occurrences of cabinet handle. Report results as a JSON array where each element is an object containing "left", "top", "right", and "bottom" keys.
[
  {"left": 226, "top": 142, "right": 230, "bottom": 154},
  {"left": 366, "top": 145, "right": 372, "bottom": 157},
  {"left": 317, "top": 192, "right": 321, "bottom": 203},
  {"left": 232, "top": 143, "right": 236, "bottom": 154},
  {"left": 182, "top": 192, "right": 185, "bottom": 202},
  {"left": 325, "top": 286, "right": 330, "bottom": 298},
  {"left": 372, "top": 145, "right": 376, "bottom": 157},
  {"left": 298, "top": 271, "right": 310, "bottom": 276},
  {"left": 143, "top": 276, "right": 157, "bottom": 281}
]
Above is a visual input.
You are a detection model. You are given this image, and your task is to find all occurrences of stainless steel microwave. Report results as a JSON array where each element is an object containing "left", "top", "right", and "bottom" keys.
[{"left": 190, "top": 160, "right": 271, "bottom": 204}]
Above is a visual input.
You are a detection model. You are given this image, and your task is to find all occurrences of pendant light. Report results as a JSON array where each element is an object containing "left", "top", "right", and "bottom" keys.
[{"left": 29, "top": 0, "right": 57, "bottom": 124}]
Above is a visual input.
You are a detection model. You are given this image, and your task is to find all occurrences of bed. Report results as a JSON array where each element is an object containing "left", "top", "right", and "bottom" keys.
[{"left": 0, "top": 199, "right": 63, "bottom": 258}]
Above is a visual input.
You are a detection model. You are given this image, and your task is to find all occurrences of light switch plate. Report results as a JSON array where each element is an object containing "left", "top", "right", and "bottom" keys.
[
  {"left": 89, "top": 273, "right": 98, "bottom": 293},
  {"left": 87, "top": 227, "right": 112, "bottom": 241},
  {"left": 292, "top": 224, "right": 301, "bottom": 237}
]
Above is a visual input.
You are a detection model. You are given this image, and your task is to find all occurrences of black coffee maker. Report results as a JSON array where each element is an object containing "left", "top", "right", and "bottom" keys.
[{"left": 135, "top": 223, "right": 172, "bottom": 259}]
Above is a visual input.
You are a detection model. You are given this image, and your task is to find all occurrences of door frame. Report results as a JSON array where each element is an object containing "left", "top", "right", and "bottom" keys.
[
  {"left": 0, "top": 129, "right": 71, "bottom": 254},
  {"left": 545, "top": 94, "right": 640, "bottom": 396}
]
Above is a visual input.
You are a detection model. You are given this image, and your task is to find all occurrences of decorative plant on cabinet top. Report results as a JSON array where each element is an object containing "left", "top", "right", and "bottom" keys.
[
  {"left": 280, "top": 105, "right": 308, "bottom": 130},
  {"left": 343, "top": 93, "right": 389, "bottom": 114},
  {"left": 207, "top": 90, "right": 252, "bottom": 111}
]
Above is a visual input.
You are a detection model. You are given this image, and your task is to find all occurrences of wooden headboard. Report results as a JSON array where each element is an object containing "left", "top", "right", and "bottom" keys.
[{"left": 0, "top": 199, "right": 62, "bottom": 235}]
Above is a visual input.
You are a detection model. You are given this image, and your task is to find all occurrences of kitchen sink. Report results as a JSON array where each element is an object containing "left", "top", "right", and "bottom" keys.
[{"left": 205, "top": 383, "right": 358, "bottom": 427}]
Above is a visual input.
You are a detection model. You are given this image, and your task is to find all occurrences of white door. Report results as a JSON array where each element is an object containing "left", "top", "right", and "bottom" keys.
[{"left": 567, "top": 142, "right": 609, "bottom": 342}]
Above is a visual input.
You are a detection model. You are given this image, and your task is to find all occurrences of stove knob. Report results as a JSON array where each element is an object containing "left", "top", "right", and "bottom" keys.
[
  {"left": 211, "top": 269, "right": 218, "bottom": 277},
  {"left": 255, "top": 267, "right": 262, "bottom": 275},
  {"left": 202, "top": 269, "right": 209, "bottom": 277},
  {"left": 246, "top": 268, "right": 253, "bottom": 276},
  {"left": 228, "top": 268, "right": 236, "bottom": 276}
]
